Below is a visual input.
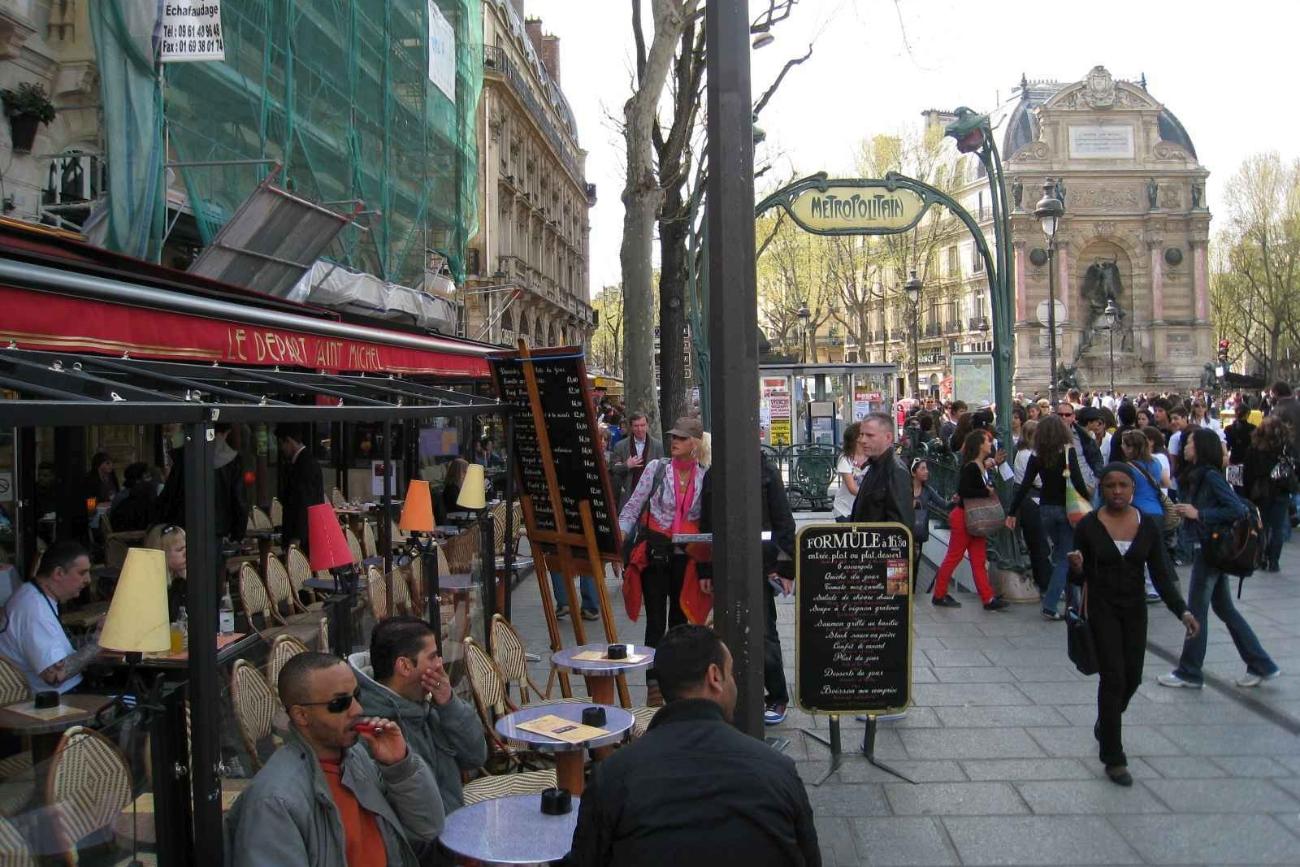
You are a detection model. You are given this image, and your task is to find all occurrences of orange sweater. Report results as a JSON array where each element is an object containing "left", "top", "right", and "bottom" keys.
[{"left": 319, "top": 759, "right": 386, "bottom": 867}]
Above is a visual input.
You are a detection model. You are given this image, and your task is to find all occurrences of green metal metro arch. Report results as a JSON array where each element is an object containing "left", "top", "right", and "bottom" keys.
[{"left": 754, "top": 170, "right": 1015, "bottom": 449}]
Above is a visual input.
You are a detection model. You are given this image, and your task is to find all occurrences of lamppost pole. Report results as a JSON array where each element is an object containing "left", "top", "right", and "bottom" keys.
[
  {"left": 905, "top": 271, "right": 923, "bottom": 400},
  {"left": 1034, "top": 179, "right": 1065, "bottom": 404},
  {"left": 1103, "top": 298, "right": 1119, "bottom": 396}
]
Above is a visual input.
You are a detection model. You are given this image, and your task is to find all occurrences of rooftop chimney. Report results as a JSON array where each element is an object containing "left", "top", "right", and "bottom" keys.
[
  {"left": 541, "top": 34, "right": 560, "bottom": 85},
  {"left": 524, "top": 17, "right": 544, "bottom": 55}
]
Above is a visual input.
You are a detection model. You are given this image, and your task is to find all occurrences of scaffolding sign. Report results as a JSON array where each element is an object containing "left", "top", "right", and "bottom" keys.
[{"left": 160, "top": 2, "right": 226, "bottom": 62}]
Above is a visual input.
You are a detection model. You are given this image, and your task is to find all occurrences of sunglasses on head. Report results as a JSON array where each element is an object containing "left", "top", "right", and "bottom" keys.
[{"left": 297, "top": 687, "right": 361, "bottom": 714}]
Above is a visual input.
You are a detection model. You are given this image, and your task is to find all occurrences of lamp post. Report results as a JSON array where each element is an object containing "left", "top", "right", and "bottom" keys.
[
  {"left": 1101, "top": 298, "right": 1119, "bottom": 397},
  {"left": 1034, "top": 179, "right": 1065, "bottom": 404},
  {"left": 796, "top": 302, "right": 811, "bottom": 363},
  {"left": 904, "top": 270, "right": 923, "bottom": 399}
]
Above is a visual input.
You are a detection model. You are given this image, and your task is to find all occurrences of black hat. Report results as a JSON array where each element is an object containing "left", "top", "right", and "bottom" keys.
[{"left": 1076, "top": 407, "right": 1104, "bottom": 424}]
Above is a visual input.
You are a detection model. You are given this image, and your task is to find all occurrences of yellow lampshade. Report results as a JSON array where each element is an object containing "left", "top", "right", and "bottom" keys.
[
  {"left": 398, "top": 480, "right": 435, "bottom": 532},
  {"left": 456, "top": 463, "right": 487, "bottom": 510},
  {"left": 99, "top": 548, "right": 171, "bottom": 654}
]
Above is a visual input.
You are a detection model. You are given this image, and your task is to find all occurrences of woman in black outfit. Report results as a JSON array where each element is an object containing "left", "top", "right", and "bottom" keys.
[
  {"left": 1005, "top": 414, "right": 1090, "bottom": 620},
  {"left": 1067, "top": 464, "right": 1198, "bottom": 786}
]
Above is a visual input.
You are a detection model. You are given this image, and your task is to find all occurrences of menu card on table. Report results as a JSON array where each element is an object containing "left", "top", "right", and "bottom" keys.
[
  {"left": 514, "top": 714, "right": 609, "bottom": 744},
  {"left": 572, "top": 650, "right": 649, "bottom": 664}
]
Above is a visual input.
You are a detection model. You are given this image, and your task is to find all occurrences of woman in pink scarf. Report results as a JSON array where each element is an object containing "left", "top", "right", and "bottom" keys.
[{"left": 618, "top": 416, "right": 708, "bottom": 705}]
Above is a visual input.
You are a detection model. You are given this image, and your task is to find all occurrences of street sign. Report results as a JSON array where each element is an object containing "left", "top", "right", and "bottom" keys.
[
  {"left": 1035, "top": 299, "right": 1068, "bottom": 326},
  {"left": 952, "top": 353, "right": 995, "bottom": 407},
  {"left": 786, "top": 185, "right": 928, "bottom": 235}
]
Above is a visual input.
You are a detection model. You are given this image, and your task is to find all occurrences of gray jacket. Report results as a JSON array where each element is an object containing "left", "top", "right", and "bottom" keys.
[
  {"left": 610, "top": 435, "right": 664, "bottom": 506},
  {"left": 226, "top": 728, "right": 444, "bottom": 867},
  {"left": 349, "top": 651, "right": 487, "bottom": 812}
]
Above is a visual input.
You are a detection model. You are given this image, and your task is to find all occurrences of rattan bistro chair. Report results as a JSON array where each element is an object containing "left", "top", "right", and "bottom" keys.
[
  {"left": 364, "top": 565, "right": 390, "bottom": 621},
  {"left": 0, "top": 815, "right": 34, "bottom": 864},
  {"left": 361, "top": 522, "right": 379, "bottom": 560},
  {"left": 45, "top": 726, "right": 132, "bottom": 863},
  {"left": 266, "top": 634, "right": 311, "bottom": 694},
  {"left": 237, "top": 563, "right": 322, "bottom": 650},
  {"left": 461, "top": 769, "right": 558, "bottom": 806},
  {"left": 269, "top": 497, "right": 284, "bottom": 527},
  {"left": 490, "top": 615, "right": 553, "bottom": 706},
  {"left": 284, "top": 544, "right": 325, "bottom": 612},
  {"left": 231, "top": 660, "right": 281, "bottom": 772},
  {"left": 344, "top": 526, "right": 364, "bottom": 567},
  {"left": 0, "top": 657, "right": 34, "bottom": 811},
  {"left": 248, "top": 506, "right": 273, "bottom": 532}
]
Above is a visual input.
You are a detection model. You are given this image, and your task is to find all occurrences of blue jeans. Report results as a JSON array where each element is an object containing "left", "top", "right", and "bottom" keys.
[
  {"left": 1260, "top": 497, "right": 1289, "bottom": 565},
  {"left": 550, "top": 571, "right": 599, "bottom": 612},
  {"left": 1040, "top": 503, "right": 1074, "bottom": 613},
  {"left": 1173, "top": 551, "right": 1278, "bottom": 684}
]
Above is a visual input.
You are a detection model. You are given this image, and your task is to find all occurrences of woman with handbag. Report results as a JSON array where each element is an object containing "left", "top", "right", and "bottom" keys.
[
  {"left": 1006, "top": 414, "right": 1091, "bottom": 621},
  {"left": 1243, "top": 417, "right": 1294, "bottom": 573},
  {"left": 1066, "top": 464, "right": 1198, "bottom": 787},
  {"left": 929, "top": 432, "right": 1008, "bottom": 610},
  {"left": 617, "top": 416, "right": 709, "bottom": 703},
  {"left": 833, "top": 422, "right": 868, "bottom": 522},
  {"left": 1159, "top": 430, "right": 1281, "bottom": 690},
  {"left": 1120, "top": 429, "right": 1177, "bottom": 601},
  {"left": 909, "top": 458, "right": 950, "bottom": 589}
]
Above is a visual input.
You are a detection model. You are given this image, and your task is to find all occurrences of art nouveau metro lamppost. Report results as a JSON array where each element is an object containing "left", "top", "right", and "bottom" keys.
[
  {"left": 1034, "top": 179, "right": 1065, "bottom": 403},
  {"left": 1101, "top": 297, "right": 1120, "bottom": 396},
  {"left": 903, "top": 270, "right": 923, "bottom": 399},
  {"left": 796, "top": 301, "right": 811, "bottom": 363}
]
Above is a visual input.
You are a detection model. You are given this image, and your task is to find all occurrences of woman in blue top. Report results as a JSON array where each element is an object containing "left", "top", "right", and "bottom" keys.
[
  {"left": 1159, "top": 429, "right": 1281, "bottom": 689},
  {"left": 1119, "top": 429, "right": 1172, "bottom": 602}
]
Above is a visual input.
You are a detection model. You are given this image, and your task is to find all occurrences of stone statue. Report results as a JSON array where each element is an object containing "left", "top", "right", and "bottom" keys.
[
  {"left": 1074, "top": 261, "right": 1131, "bottom": 365},
  {"left": 1054, "top": 178, "right": 1067, "bottom": 208},
  {"left": 1011, "top": 177, "right": 1023, "bottom": 211},
  {"left": 1192, "top": 181, "right": 1203, "bottom": 209},
  {"left": 1200, "top": 362, "right": 1218, "bottom": 390},
  {"left": 1147, "top": 178, "right": 1158, "bottom": 210},
  {"left": 1056, "top": 363, "right": 1079, "bottom": 393}
]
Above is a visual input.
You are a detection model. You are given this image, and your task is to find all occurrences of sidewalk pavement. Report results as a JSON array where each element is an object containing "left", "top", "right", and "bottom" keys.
[{"left": 511, "top": 515, "right": 1300, "bottom": 866}]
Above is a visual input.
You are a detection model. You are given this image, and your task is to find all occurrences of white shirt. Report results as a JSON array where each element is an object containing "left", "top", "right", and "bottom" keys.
[
  {"left": 1167, "top": 431, "right": 1184, "bottom": 491},
  {"left": 0, "top": 582, "right": 81, "bottom": 694},
  {"left": 832, "top": 454, "right": 866, "bottom": 518},
  {"left": 1154, "top": 454, "right": 1172, "bottom": 493}
]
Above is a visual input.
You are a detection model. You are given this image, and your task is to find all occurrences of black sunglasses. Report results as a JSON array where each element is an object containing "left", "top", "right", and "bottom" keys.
[{"left": 296, "top": 687, "right": 361, "bottom": 714}]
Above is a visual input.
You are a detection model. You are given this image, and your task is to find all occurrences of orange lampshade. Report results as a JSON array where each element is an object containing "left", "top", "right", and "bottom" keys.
[
  {"left": 398, "top": 480, "right": 435, "bottom": 533},
  {"left": 307, "top": 503, "right": 352, "bottom": 571}
]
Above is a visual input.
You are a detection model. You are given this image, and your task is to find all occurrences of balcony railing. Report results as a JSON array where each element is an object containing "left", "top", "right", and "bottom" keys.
[
  {"left": 924, "top": 322, "right": 942, "bottom": 337},
  {"left": 945, "top": 320, "right": 961, "bottom": 335},
  {"left": 968, "top": 315, "right": 990, "bottom": 331}
]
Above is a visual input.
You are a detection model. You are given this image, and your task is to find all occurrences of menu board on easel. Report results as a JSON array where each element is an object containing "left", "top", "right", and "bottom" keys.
[
  {"left": 489, "top": 347, "right": 621, "bottom": 559},
  {"left": 795, "top": 523, "right": 913, "bottom": 715}
]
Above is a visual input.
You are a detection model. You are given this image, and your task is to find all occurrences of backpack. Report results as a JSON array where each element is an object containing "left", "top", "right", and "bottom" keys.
[{"left": 1203, "top": 496, "right": 1264, "bottom": 596}]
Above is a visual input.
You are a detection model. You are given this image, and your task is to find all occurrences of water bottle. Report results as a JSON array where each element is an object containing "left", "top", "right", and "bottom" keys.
[
  {"left": 219, "top": 590, "right": 236, "bottom": 635},
  {"left": 177, "top": 605, "right": 189, "bottom": 651}
]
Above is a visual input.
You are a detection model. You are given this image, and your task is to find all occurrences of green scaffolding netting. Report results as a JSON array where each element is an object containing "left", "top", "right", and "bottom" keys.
[{"left": 157, "top": 0, "right": 482, "bottom": 286}]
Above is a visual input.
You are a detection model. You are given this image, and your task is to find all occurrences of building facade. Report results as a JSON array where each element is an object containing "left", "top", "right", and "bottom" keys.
[{"left": 467, "top": 0, "right": 595, "bottom": 350}]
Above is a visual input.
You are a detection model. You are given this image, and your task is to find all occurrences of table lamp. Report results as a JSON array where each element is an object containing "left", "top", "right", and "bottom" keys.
[
  {"left": 307, "top": 503, "right": 357, "bottom": 657},
  {"left": 399, "top": 480, "right": 442, "bottom": 651},
  {"left": 457, "top": 464, "right": 494, "bottom": 650}
]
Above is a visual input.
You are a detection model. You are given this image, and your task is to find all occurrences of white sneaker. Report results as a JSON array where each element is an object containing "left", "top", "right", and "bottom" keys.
[
  {"left": 1157, "top": 672, "right": 1202, "bottom": 689},
  {"left": 1236, "top": 669, "right": 1281, "bottom": 688}
]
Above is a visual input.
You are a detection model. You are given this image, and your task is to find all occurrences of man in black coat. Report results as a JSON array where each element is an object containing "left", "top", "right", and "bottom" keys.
[
  {"left": 276, "top": 423, "right": 325, "bottom": 554},
  {"left": 155, "top": 423, "right": 248, "bottom": 543},
  {"left": 566, "top": 625, "right": 820, "bottom": 867},
  {"left": 850, "top": 412, "right": 916, "bottom": 531},
  {"left": 1270, "top": 381, "right": 1300, "bottom": 454}
]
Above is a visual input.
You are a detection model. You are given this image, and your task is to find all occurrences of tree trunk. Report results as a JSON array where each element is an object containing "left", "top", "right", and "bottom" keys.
[
  {"left": 622, "top": 0, "right": 694, "bottom": 435},
  {"left": 659, "top": 188, "right": 690, "bottom": 425}
]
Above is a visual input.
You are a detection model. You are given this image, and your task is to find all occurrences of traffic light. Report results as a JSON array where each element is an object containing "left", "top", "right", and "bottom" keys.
[{"left": 1218, "top": 338, "right": 1230, "bottom": 359}]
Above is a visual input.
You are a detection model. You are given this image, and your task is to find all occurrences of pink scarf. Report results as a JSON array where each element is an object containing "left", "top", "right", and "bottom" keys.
[{"left": 671, "top": 458, "right": 697, "bottom": 532}]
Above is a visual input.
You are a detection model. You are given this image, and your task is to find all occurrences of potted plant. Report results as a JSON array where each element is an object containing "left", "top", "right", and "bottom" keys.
[{"left": 2, "top": 82, "right": 56, "bottom": 153}]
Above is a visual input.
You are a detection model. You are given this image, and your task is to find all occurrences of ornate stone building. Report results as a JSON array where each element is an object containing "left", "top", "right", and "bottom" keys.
[
  {"left": 1004, "top": 66, "right": 1211, "bottom": 392},
  {"left": 467, "top": 0, "right": 596, "bottom": 349}
]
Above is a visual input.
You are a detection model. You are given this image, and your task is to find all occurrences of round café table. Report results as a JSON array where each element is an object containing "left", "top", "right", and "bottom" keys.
[
  {"left": 551, "top": 644, "right": 655, "bottom": 706},
  {"left": 495, "top": 702, "right": 632, "bottom": 795},
  {"left": 439, "top": 793, "right": 580, "bottom": 865}
]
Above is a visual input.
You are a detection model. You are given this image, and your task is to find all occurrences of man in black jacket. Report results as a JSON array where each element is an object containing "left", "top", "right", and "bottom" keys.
[
  {"left": 850, "top": 412, "right": 916, "bottom": 531},
  {"left": 698, "top": 453, "right": 797, "bottom": 725},
  {"left": 276, "top": 423, "right": 325, "bottom": 554},
  {"left": 155, "top": 423, "right": 248, "bottom": 543},
  {"left": 566, "top": 625, "right": 820, "bottom": 867}
]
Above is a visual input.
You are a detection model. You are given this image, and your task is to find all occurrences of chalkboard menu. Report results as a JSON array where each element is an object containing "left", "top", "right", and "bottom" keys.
[
  {"left": 490, "top": 349, "right": 621, "bottom": 558},
  {"left": 795, "top": 523, "right": 913, "bottom": 714}
]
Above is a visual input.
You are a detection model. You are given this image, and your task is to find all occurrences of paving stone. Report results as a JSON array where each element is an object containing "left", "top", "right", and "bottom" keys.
[
  {"left": 933, "top": 705, "right": 1071, "bottom": 728},
  {"left": 1157, "top": 724, "right": 1300, "bottom": 756},
  {"left": 836, "top": 758, "right": 967, "bottom": 783},
  {"left": 935, "top": 635, "right": 1017, "bottom": 651},
  {"left": 1024, "top": 725, "right": 1184, "bottom": 758},
  {"left": 909, "top": 682, "right": 1033, "bottom": 706},
  {"left": 1015, "top": 779, "right": 1169, "bottom": 814},
  {"left": 850, "top": 817, "right": 957, "bottom": 866},
  {"left": 922, "top": 648, "right": 994, "bottom": 667},
  {"left": 1006, "top": 664, "right": 1087, "bottom": 682},
  {"left": 898, "top": 727, "right": 1047, "bottom": 760},
  {"left": 1141, "top": 755, "right": 1229, "bottom": 779},
  {"left": 889, "top": 706, "right": 944, "bottom": 728},
  {"left": 815, "top": 816, "right": 861, "bottom": 867},
  {"left": 942, "top": 815, "right": 1141, "bottom": 865},
  {"left": 884, "top": 781, "right": 1028, "bottom": 816},
  {"left": 1016, "top": 681, "right": 1104, "bottom": 705},
  {"left": 1110, "top": 813, "right": 1300, "bottom": 863},
  {"left": 960, "top": 758, "right": 1096, "bottom": 781},
  {"left": 910, "top": 666, "right": 939, "bottom": 684},
  {"left": 1210, "top": 755, "right": 1293, "bottom": 778},
  {"left": 1144, "top": 778, "right": 1300, "bottom": 813},
  {"left": 808, "top": 781, "right": 890, "bottom": 817},
  {"left": 931, "top": 665, "right": 1017, "bottom": 683},
  {"left": 1272, "top": 776, "right": 1300, "bottom": 799}
]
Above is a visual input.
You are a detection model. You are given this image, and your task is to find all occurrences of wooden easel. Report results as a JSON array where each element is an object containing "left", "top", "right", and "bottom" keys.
[{"left": 504, "top": 342, "right": 630, "bottom": 707}]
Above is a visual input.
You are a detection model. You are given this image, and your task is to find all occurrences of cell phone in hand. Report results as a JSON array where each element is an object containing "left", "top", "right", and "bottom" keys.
[{"left": 768, "top": 575, "right": 788, "bottom": 596}]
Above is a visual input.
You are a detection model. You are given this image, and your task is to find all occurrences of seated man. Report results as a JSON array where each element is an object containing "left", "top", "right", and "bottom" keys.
[
  {"left": 349, "top": 617, "right": 487, "bottom": 812},
  {"left": 0, "top": 540, "right": 97, "bottom": 694},
  {"left": 567, "top": 625, "right": 821, "bottom": 867},
  {"left": 228, "top": 652, "right": 444, "bottom": 866}
]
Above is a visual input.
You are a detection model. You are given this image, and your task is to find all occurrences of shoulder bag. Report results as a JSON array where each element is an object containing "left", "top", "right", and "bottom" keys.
[
  {"left": 1066, "top": 584, "right": 1099, "bottom": 676},
  {"left": 1063, "top": 447, "right": 1093, "bottom": 526},
  {"left": 621, "top": 461, "right": 668, "bottom": 566},
  {"left": 962, "top": 465, "right": 1006, "bottom": 537},
  {"left": 1130, "top": 460, "right": 1182, "bottom": 532}
]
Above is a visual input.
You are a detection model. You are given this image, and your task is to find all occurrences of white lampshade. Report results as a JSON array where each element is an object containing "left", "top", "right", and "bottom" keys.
[
  {"left": 456, "top": 463, "right": 487, "bottom": 510},
  {"left": 99, "top": 548, "right": 171, "bottom": 654}
]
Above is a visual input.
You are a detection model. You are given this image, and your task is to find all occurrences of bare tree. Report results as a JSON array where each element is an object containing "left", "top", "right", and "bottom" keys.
[
  {"left": 590, "top": 285, "right": 627, "bottom": 377},
  {"left": 622, "top": 0, "right": 698, "bottom": 433}
]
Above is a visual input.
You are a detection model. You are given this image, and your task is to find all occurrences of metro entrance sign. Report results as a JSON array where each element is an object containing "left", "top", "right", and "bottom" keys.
[{"left": 785, "top": 185, "right": 928, "bottom": 235}]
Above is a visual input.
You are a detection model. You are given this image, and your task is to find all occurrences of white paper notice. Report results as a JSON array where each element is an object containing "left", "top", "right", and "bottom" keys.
[
  {"left": 160, "top": 2, "right": 226, "bottom": 63},
  {"left": 427, "top": 1, "right": 456, "bottom": 102}
]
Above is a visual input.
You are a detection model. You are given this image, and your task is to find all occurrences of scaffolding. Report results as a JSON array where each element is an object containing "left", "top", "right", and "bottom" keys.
[{"left": 139, "top": 1, "right": 482, "bottom": 286}]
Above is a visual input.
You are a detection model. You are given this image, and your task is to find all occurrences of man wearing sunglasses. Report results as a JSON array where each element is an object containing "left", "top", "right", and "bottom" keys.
[
  {"left": 229, "top": 652, "right": 444, "bottom": 867},
  {"left": 350, "top": 617, "right": 487, "bottom": 813},
  {"left": 1055, "top": 402, "right": 1101, "bottom": 492}
]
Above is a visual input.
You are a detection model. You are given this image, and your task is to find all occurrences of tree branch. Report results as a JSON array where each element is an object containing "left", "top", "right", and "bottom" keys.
[{"left": 753, "top": 44, "right": 813, "bottom": 118}]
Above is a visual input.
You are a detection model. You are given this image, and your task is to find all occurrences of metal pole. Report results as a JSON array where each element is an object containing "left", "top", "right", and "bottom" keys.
[
  {"left": 910, "top": 304, "right": 919, "bottom": 400},
  {"left": 706, "top": 0, "right": 764, "bottom": 738},
  {"left": 1047, "top": 238, "right": 1059, "bottom": 405},
  {"left": 183, "top": 419, "right": 220, "bottom": 866},
  {"left": 502, "top": 413, "right": 516, "bottom": 622},
  {"left": 1109, "top": 322, "right": 1116, "bottom": 396}
]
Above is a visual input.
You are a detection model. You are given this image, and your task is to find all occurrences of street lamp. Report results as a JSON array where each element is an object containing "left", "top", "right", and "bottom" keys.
[
  {"left": 904, "top": 270, "right": 923, "bottom": 399},
  {"left": 796, "top": 302, "right": 811, "bottom": 363},
  {"left": 1101, "top": 298, "right": 1119, "bottom": 396},
  {"left": 1034, "top": 178, "right": 1065, "bottom": 403}
]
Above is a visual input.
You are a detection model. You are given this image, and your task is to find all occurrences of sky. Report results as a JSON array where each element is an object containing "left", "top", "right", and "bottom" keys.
[{"left": 525, "top": 0, "right": 1300, "bottom": 295}]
